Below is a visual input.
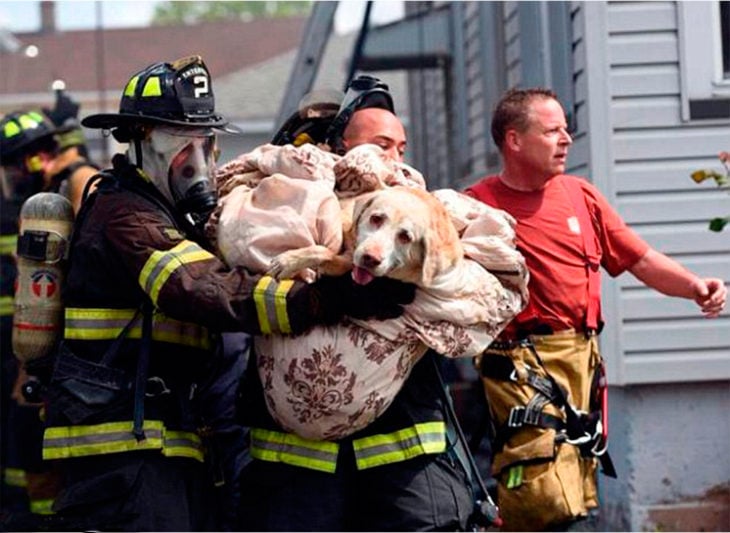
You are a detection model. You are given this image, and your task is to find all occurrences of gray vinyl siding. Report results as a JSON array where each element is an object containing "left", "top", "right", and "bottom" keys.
[
  {"left": 569, "top": 2, "right": 590, "bottom": 175},
  {"left": 504, "top": 3, "right": 522, "bottom": 89},
  {"left": 599, "top": 1, "right": 730, "bottom": 384},
  {"left": 404, "top": 2, "right": 451, "bottom": 188},
  {"left": 464, "top": 1, "right": 489, "bottom": 180}
]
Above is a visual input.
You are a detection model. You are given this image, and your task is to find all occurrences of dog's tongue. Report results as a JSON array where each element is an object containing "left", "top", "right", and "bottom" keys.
[{"left": 352, "top": 266, "right": 374, "bottom": 285}]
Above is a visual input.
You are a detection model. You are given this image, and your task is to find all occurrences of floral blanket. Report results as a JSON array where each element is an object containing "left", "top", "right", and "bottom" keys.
[{"left": 208, "top": 143, "right": 528, "bottom": 440}]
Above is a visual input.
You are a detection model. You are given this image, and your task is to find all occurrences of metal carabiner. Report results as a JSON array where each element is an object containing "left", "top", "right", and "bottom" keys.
[
  {"left": 565, "top": 432, "right": 592, "bottom": 446},
  {"left": 590, "top": 420, "right": 608, "bottom": 456}
]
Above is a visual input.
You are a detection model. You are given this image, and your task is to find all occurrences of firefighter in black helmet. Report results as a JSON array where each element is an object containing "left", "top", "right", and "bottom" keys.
[
  {"left": 236, "top": 75, "right": 476, "bottom": 532},
  {"left": 38, "top": 56, "right": 414, "bottom": 532},
  {"left": 0, "top": 108, "right": 98, "bottom": 214},
  {"left": 0, "top": 105, "right": 97, "bottom": 526}
]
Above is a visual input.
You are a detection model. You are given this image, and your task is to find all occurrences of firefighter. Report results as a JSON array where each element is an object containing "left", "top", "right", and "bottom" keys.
[
  {"left": 0, "top": 164, "right": 35, "bottom": 522},
  {"left": 0, "top": 108, "right": 97, "bottom": 215},
  {"left": 237, "top": 75, "right": 477, "bottom": 532},
  {"left": 0, "top": 90, "right": 100, "bottom": 525},
  {"left": 36, "top": 56, "right": 413, "bottom": 532},
  {"left": 0, "top": 113, "right": 69, "bottom": 524}
]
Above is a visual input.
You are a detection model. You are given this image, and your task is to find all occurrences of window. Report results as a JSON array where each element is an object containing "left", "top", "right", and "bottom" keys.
[{"left": 678, "top": 1, "right": 730, "bottom": 121}]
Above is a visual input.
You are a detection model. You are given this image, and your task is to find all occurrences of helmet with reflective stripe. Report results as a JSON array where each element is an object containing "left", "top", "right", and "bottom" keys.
[
  {"left": 82, "top": 55, "right": 239, "bottom": 134},
  {"left": 0, "top": 110, "right": 59, "bottom": 165}
]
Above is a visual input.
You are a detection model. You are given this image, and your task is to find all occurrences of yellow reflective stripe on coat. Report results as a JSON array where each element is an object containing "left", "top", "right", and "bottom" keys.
[
  {"left": 253, "top": 276, "right": 294, "bottom": 334},
  {"left": 250, "top": 428, "right": 339, "bottom": 473},
  {"left": 0, "top": 233, "right": 17, "bottom": 255},
  {"left": 138, "top": 240, "right": 215, "bottom": 306},
  {"left": 42, "top": 420, "right": 203, "bottom": 462},
  {"left": 3, "top": 467, "right": 27, "bottom": 488},
  {"left": 0, "top": 295, "right": 13, "bottom": 317},
  {"left": 30, "top": 498, "right": 55, "bottom": 515},
  {"left": 352, "top": 421, "right": 447, "bottom": 470},
  {"left": 64, "top": 307, "right": 211, "bottom": 350}
]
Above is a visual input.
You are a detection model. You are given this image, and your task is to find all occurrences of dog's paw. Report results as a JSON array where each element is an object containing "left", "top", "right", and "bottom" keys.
[{"left": 268, "top": 249, "right": 314, "bottom": 280}]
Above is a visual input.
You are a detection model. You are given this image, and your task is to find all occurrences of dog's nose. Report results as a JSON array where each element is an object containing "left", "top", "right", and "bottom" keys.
[{"left": 361, "top": 253, "right": 382, "bottom": 269}]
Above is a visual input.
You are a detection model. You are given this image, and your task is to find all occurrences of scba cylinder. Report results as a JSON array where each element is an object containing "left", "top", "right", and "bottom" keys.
[{"left": 12, "top": 192, "right": 74, "bottom": 363}]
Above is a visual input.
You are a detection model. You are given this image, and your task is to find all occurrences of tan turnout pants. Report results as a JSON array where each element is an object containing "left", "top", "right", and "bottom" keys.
[{"left": 479, "top": 331, "right": 601, "bottom": 531}]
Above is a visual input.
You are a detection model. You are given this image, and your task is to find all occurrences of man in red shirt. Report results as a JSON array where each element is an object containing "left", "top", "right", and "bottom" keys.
[{"left": 466, "top": 87, "right": 726, "bottom": 530}]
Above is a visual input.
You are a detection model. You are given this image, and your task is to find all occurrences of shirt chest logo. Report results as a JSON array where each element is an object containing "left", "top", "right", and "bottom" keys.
[{"left": 567, "top": 216, "right": 581, "bottom": 234}]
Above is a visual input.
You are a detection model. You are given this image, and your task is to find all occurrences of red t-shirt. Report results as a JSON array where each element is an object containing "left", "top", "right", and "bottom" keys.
[{"left": 467, "top": 174, "right": 649, "bottom": 334}]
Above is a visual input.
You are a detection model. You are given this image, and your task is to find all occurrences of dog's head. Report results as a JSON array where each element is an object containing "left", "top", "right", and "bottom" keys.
[{"left": 349, "top": 186, "right": 463, "bottom": 288}]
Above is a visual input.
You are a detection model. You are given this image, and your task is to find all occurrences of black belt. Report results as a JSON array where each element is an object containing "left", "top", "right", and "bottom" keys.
[{"left": 494, "top": 327, "right": 599, "bottom": 347}]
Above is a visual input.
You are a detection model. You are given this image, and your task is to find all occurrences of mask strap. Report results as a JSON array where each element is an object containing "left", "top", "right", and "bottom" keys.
[{"left": 134, "top": 138, "right": 144, "bottom": 169}]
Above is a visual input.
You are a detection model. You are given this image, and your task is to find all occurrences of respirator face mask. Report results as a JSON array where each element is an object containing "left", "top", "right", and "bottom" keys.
[{"left": 139, "top": 126, "right": 219, "bottom": 226}]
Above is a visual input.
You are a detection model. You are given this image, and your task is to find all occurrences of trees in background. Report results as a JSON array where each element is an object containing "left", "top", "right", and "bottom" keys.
[{"left": 152, "top": 1, "right": 312, "bottom": 25}]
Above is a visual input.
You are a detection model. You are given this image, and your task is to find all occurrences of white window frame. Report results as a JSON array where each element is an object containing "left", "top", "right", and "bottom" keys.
[{"left": 677, "top": 1, "right": 730, "bottom": 121}]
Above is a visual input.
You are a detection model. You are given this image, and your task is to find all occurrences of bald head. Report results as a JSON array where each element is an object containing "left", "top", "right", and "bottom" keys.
[{"left": 341, "top": 107, "right": 406, "bottom": 162}]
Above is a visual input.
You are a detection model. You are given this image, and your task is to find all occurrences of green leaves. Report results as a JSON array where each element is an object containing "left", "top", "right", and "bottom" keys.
[
  {"left": 709, "top": 217, "right": 729, "bottom": 232},
  {"left": 690, "top": 151, "right": 729, "bottom": 232}
]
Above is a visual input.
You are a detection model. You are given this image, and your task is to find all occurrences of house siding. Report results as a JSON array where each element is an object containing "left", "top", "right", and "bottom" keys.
[{"left": 601, "top": 0, "right": 730, "bottom": 384}]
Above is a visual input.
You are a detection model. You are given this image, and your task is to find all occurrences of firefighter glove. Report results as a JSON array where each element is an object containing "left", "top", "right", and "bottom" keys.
[{"left": 317, "top": 274, "right": 416, "bottom": 322}]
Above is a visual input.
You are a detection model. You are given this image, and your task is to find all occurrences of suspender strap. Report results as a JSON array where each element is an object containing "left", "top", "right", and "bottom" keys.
[
  {"left": 559, "top": 178, "right": 602, "bottom": 331},
  {"left": 524, "top": 342, "right": 616, "bottom": 478},
  {"left": 479, "top": 341, "right": 617, "bottom": 478},
  {"left": 479, "top": 352, "right": 558, "bottom": 401},
  {"left": 99, "top": 308, "right": 142, "bottom": 366},
  {"left": 468, "top": 177, "right": 604, "bottom": 333},
  {"left": 133, "top": 302, "right": 153, "bottom": 442},
  {"left": 493, "top": 406, "right": 565, "bottom": 453}
]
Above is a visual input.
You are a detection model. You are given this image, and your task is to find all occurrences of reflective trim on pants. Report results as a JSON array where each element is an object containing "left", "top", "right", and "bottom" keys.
[
  {"left": 43, "top": 420, "right": 204, "bottom": 462},
  {"left": 353, "top": 421, "right": 447, "bottom": 469},
  {"left": 251, "top": 421, "right": 447, "bottom": 472},
  {"left": 250, "top": 428, "right": 339, "bottom": 473}
]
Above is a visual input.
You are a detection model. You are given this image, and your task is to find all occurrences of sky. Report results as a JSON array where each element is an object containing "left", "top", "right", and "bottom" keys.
[{"left": 0, "top": 1, "right": 404, "bottom": 35}]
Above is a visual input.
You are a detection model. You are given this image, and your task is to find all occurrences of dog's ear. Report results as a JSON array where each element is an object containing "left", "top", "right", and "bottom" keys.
[
  {"left": 351, "top": 192, "right": 378, "bottom": 231},
  {"left": 420, "top": 233, "right": 438, "bottom": 287},
  {"left": 420, "top": 195, "right": 462, "bottom": 286}
]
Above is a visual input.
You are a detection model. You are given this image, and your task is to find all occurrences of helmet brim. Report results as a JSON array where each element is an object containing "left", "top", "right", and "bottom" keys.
[{"left": 81, "top": 112, "right": 243, "bottom": 134}]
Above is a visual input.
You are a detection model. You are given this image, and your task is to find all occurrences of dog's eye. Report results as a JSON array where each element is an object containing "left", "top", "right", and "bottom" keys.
[
  {"left": 397, "top": 229, "right": 413, "bottom": 244},
  {"left": 369, "top": 213, "right": 386, "bottom": 227}
]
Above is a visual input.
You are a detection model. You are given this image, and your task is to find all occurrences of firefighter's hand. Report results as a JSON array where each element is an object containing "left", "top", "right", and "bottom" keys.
[
  {"left": 343, "top": 275, "right": 416, "bottom": 321},
  {"left": 315, "top": 274, "right": 415, "bottom": 322}
]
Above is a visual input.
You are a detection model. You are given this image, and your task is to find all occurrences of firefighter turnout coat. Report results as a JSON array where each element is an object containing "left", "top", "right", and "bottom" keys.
[{"left": 42, "top": 154, "right": 299, "bottom": 463}]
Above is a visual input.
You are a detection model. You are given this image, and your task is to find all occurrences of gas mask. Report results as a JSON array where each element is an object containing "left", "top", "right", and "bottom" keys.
[{"left": 130, "top": 126, "right": 218, "bottom": 227}]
